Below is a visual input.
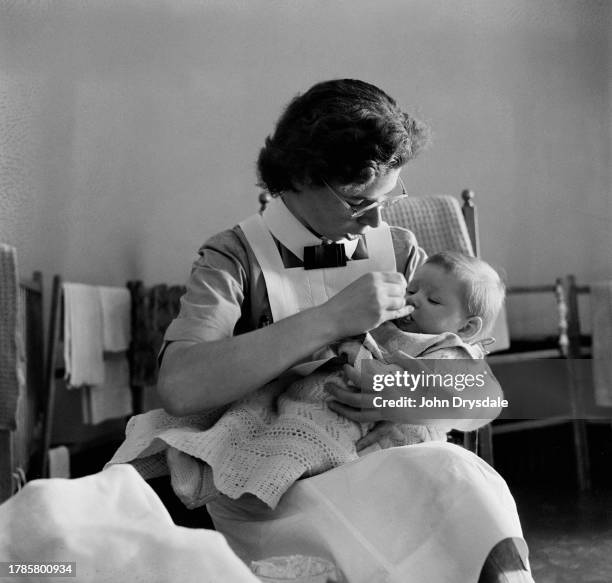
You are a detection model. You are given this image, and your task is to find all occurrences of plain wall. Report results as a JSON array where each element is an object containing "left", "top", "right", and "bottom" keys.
[{"left": 0, "top": 0, "right": 610, "bottom": 337}]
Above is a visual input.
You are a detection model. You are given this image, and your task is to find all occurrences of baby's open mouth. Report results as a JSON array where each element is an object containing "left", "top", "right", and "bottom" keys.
[{"left": 393, "top": 312, "right": 415, "bottom": 331}]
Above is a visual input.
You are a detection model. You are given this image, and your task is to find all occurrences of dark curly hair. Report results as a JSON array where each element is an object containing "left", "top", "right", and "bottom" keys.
[{"left": 257, "top": 79, "right": 430, "bottom": 195}]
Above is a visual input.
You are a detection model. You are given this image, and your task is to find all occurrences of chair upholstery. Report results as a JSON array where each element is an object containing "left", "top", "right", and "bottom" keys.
[
  {"left": 0, "top": 245, "right": 20, "bottom": 502},
  {"left": 383, "top": 195, "right": 474, "bottom": 257},
  {"left": 1, "top": 245, "right": 44, "bottom": 501},
  {"left": 0, "top": 244, "right": 22, "bottom": 431},
  {"left": 386, "top": 194, "right": 510, "bottom": 354}
]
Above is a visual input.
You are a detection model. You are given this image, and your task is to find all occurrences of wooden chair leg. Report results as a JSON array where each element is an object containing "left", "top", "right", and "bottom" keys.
[
  {"left": 462, "top": 426, "right": 494, "bottom": 466},
  {"left": 565, "top": 274, "right": 591, "bottom": 491},
  {"left": 572, "top": 418, "right": 591, "bottom": 491},
  {"left": 478, "top": 424, "right": 495, "bottom": 467},
  {"left": 0, "top": 430, "right": 14, "bottom": 503},
  {"left": 564, "top": 356, "right": 591, "bottom": 490},
  {"left": 40, "top": 275, "right": 62, "bottom": 479},
  {"left": 463, "top": 430, "right": 478, "bottom": 453}
]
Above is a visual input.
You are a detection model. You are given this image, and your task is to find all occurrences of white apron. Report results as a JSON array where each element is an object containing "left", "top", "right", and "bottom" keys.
[
  {"left": 208, "top": 443, "right": 527, "bottom": 583},
  {"left": 219, "top": 198, "right": 528, "bottom": 582}
]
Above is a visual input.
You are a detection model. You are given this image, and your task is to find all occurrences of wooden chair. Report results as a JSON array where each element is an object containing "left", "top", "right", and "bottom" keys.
[
  {"left": 382, "top": 190, "right": 592, "bottom": 489},
  {"left": 561, "top": 274, "right": 612, "bottom": 490},
  {"left": 383, "top": 189, "right": 477, "bottom": 257},
  {"left": 127, "top": 280, "right": 185, "bottom": 414},
  {"left": 41, "top": 276, "right": 135, "bottom": 477},
  {"left": 566, "top": 275, "right": 591, "bottom": 360},
  {"left": 40, "top": 275, "right": 61, "bottom": 479},
  {"left": 488, "top": 277, "right": 592, "bottom": 490},
  {"left": 563, "top": 274, "right": 592, "bottom": 491},
  {"left": 125, "top": 280, "right": 217, "bottom": 529},
  {"left": 18, "top": 273, "right": 46, "bottom": 479},
  {"left": 0, "top": 252, "right": 45, "bottom": 501}
]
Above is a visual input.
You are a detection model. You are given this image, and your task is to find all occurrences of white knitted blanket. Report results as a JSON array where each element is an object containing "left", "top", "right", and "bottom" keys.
[{"left": 107, "top": 324, "right": 476, "bottom": 509}]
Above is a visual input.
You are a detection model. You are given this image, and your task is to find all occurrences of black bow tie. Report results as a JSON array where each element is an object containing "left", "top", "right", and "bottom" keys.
[{"left": 303, "top": 242, "right": 348, "bottom": 270}]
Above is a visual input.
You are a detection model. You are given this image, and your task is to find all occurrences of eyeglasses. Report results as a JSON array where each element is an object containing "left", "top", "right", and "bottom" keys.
[{"left": 322, "top": 176, "right": 408, "bottom": 219}]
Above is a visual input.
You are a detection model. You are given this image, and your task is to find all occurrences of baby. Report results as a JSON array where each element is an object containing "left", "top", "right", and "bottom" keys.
[
  {"left": 110, "top": 252, "right": 505, "bottom": 510},
  {"left": 393, "top": 249, "right": 504, "bottom": 347},
  {"left": 350, "top": 250, "right": 506, "bottom": 451}
]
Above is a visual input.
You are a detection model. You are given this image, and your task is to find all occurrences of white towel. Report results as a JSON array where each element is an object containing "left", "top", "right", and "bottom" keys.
[
  {"left": 591, "top": 281, "right": 612, "bottom": 407},
  {"left": 98, "top": 286, "right": 131, "bottom": 352},
  {"left": 63, "top": 282, "right": 132, "bottom": 422},
  {"left": 82, "top": 354, "right": 133, "bottom": 425},
  {"left": 63, "top": 283, "right": 105, "bottom": 388}
]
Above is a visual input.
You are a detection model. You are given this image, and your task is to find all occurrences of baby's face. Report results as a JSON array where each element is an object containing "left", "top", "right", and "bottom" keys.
[{"left": 401, "top": 264, "right": 469, "bottom": 335}]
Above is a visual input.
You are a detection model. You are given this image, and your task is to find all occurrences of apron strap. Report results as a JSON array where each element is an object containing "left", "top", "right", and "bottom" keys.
[{"left": 239, "top": 213, "right": 306, "bottom": 321}]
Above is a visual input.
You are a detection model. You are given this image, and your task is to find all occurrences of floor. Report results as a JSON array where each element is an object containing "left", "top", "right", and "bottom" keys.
[
  {"left": 515, "top": 487, "right": 612, "bottom": 583},
  {"left": 72, "top": 423, "right": 612, "bottom": 582},
  {"left": 496, "top": 423, "right": 612, "bottom": 583}
]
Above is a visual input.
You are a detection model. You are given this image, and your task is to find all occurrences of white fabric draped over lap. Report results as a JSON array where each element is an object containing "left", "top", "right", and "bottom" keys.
[{"left": 208, "top": 442, "right": 527, "bottom": 583}]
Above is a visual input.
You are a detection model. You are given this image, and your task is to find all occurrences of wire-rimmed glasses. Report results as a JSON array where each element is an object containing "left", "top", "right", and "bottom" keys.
[{"left": 322, "top": 176, "right": 408, "bottom": 219}]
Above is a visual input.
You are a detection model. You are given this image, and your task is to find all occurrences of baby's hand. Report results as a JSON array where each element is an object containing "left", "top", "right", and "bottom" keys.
[
  {"left": 356, "top": 421, "right": 410, "bottom": 452},
  {"left": 336, "top": 339, "right": 366, "bottom": 365}
]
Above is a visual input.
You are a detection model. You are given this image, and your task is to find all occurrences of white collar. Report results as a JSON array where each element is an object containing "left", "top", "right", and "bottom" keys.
[{"left": 261, "top": 197, "right": 360, "bottom": 261}]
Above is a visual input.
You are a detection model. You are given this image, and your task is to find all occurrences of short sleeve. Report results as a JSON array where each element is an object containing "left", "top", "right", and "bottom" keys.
[{"left": 163, "top": 229, "right": 249, "bottom": 344}]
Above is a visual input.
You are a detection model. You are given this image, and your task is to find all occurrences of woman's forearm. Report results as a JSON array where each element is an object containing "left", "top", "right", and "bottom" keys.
[
  {"left": 157, "top": 305, "right": 339, "bottom": 415},
  {"left": 158, "top": 271, "right": 413, "bottom": 415}
]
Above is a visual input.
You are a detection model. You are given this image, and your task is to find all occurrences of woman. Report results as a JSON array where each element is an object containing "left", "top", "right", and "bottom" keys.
[{"left": 156, "top": 79, "right": 533, "bottom": 582}]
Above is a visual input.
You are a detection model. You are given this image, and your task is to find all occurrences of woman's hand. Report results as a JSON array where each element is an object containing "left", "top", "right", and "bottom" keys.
[
  {"left": 326, "top": 360, "right": 418, "bottom": 423},
  {"left": 319, "top": 272, "right": 413, "bottom": 338},
  {"left": 326, "top": 357, "right": 503, "bottom": 427}
]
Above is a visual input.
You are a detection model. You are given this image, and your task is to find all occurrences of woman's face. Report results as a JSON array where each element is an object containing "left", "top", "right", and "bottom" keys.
[{"left": 286, "top": 168, "right": 403, "bottom": 242}]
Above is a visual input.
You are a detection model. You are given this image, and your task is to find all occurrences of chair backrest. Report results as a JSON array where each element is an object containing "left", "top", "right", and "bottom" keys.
[
  {"left": 15, "top": 273, "right": 45, "bottom": 475},
  {"left": 567, "top": 275, "right": 612, "bottom": 409},
  {"left": 566, "top": 275, "right": 591, "bottom": 360},
  {"left": 382, "top": 194, "right": 475, "bottom": 257},
  {"left": 127, "top": 281, "right": 186, "bottom": 413},
  {"left": 384, "top": 191, "right": 510, "bottom": 353}
]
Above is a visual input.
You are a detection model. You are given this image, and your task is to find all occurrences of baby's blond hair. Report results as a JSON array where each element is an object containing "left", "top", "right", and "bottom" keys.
[{"left": 424, "top": 251, "right": 505, "bottom": 337}]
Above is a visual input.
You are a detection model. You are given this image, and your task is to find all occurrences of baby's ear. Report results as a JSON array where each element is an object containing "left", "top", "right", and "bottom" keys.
[{"left": 459, "top": 316, "right": 483, "bottom": 341}]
